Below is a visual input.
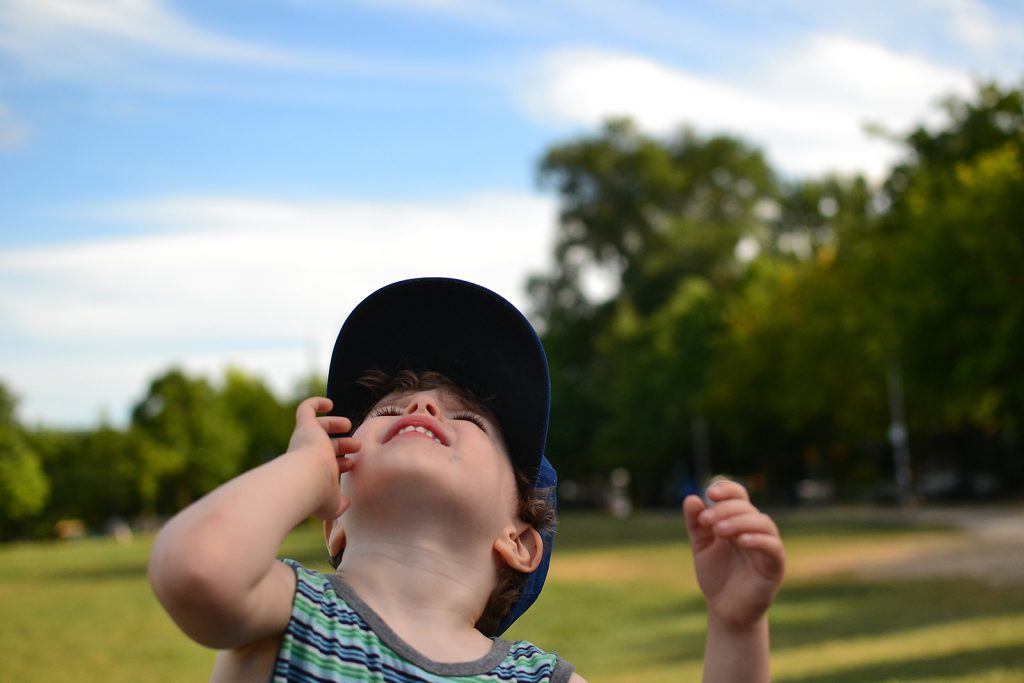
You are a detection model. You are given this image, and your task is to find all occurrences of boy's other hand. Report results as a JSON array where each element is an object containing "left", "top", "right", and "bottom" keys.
[
  {"left": 289, "top": 397, "right": 360, "bottom": 519},
  {"left": 683, "top": 480, "right": 785, "bottom": 630}
]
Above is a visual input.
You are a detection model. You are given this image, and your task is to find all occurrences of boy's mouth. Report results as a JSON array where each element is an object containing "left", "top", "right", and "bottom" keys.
[{"left": 384, "top": 416, "right": 449, "bottom": 446}]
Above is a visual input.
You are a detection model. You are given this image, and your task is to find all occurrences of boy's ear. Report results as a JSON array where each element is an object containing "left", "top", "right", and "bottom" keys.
[
  {"left": 323, "top": 517, "right": 346, "bottom": 560},
  {"left": 493, "top": 523, "right": 544, "bottom": 574}
]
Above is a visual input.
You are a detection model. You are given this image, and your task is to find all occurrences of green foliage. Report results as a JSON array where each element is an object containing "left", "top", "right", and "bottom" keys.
[
  {"left": 889, "top": 83, "right": 1024, "bottom": 204},
  {"left": 0, "top": 387, "right": 50, "bottom": 537},
  {"left": 30, "top": 424, "right": 179, "bottom": 526},
  {"left": 534, "top": 120, "right": 781, "bottom": 501},
  {"left": 590, "top": 279, "right": 723, "bottom": 501},
  {"left": 531, "top": 80, "right": 1024, "bottom": 503},
  {"left": 705, "top": 252, "right": 891, "bottom": 491},
  {"left": 0, "top": 430, "right": 50, "bottom": 527},
  {"left": 890, "top": 143, "right": 1024, "bottom": 431},
  {"left": 858, "top": 83, "right": 1024, "bottom": 492},
  {"left": 130, "top": 368, "right": 246, "bottom": 508},
  {"left": 220, "top": 367, "right": 294, "bottom": 470},
  {"left": 0, "top": 366, "right": 304, "bottom": 537},
  {"left": 537, "top": 118, "right": 777, "bottom": 311},
  {"left": 0, "top": 382, "right": 17, "bottom": 424}
]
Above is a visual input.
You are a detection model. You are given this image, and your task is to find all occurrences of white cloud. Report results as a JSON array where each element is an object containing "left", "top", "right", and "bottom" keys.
[
  {"left": 0, "top": 192, "right": 557, "bottom": 426},
  {"left": 0, "top": 0, "right": 494, "bottom": 93},
  {"left": 522, "top": 35, "right": 976, "bottom": 178},
  {"left": 0, "top": 0, "right": 363, "bottom": 79},
  {"left": 0, "top": 0, "right": 296, "bottom": 66}
]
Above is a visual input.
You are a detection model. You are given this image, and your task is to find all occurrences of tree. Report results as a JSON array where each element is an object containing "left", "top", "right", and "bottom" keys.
[
  {"left": 704, "top": 251, "right": 890, "bottom": 496},
  {"left": 532, "top": 120, "right": 780, "bottom": 502},
  {"left": 532, "top": 80, "right": 1024, "bottom": 504},
  {"left": 34, "top": 423, "right": 169, "bottom": 525},
  {"left": 862, "top": 82, "right": 1024, "bottom": 495},
  {"left": 220, "top": 367, "right": 293, "bottom": 470},
  {"left": 131, "top": 368, "right": 246, "bottom": 510},
  {"left": 536, "top": 118, "right": 777, "bottom": 312},
  {"left": 0, "top": 384, "right": 50, "bottom": 537},
  {"left": 590, "top": 277, "right": 723, "bottom": 502}
]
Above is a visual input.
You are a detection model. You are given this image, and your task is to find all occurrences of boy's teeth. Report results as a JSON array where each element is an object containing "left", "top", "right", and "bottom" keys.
[{"left": 398, "top": 425, "right": 440, "bottom": 443}]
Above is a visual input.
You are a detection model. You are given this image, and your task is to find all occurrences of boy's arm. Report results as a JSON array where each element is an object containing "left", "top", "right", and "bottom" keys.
[
  {"left": 683, "top": 480, "right": 785, "bottom": 683},
  {"left": 148, "top": 397, "right": 358, "bottom": 649}
]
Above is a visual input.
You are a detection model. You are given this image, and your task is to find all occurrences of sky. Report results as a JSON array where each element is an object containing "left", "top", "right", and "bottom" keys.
[{"left": 0, "top": 0, "right": 1021, "bottom": 428}]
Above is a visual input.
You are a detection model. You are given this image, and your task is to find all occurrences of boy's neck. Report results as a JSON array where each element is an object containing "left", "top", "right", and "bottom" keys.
[{"left": 337, "top": 537, "right": 499, "bottom": 662}]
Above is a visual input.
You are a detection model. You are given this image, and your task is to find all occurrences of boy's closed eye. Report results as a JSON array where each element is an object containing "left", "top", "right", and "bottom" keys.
[
  {"left": 367, "top": 401, "right": 490, "bottom": 433},
  {"left": 450, "top": 410, "right": 489, "bottom": 432},
  {"left": 367, "top": 403, "right": 403, "bottom": 418}
]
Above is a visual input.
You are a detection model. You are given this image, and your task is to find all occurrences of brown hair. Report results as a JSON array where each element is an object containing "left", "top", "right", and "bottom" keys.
[{"left": 333, "top": 369, "right": 556, "bottom": 636}]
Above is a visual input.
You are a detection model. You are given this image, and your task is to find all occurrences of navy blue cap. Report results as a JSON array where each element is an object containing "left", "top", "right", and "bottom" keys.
[{"left": 326, "top": 277, "right": 556, "bottom": 635}]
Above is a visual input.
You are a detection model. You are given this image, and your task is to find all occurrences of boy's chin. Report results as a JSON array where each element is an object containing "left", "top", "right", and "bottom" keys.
[
  {"left": 348, "top": 470, "right": 501, "bottom": 533},
  {"left": 355, "top": 447, "right": 465, "bottom": 489}
]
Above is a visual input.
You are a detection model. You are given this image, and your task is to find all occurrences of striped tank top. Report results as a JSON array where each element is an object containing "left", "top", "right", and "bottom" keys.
[{"left": 273, "top": 560, "right": 575, "bottom": 683}]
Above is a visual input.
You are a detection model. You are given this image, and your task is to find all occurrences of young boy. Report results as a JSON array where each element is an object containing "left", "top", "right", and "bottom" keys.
[{"left": 149, "top": 277, "right": 785, "bottom": 682}]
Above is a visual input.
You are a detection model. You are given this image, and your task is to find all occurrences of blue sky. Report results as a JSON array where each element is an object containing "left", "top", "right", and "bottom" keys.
[{"left": 0, "top": 0, "right": 1021, "bottom": 427}]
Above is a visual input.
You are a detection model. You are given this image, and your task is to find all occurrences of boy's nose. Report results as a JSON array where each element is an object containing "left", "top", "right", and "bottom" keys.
[{"left": 404, "top": 393, "right": 441, "bottom": 418}]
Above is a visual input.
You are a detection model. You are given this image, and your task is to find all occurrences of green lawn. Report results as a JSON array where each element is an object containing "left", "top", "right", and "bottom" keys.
[{"left": 2, "top": 511, "right": 1023, "bottom": 682}]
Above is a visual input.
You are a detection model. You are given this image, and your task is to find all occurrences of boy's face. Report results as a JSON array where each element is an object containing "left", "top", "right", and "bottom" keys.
[{"left": 340, "top": 387, "right": 521, "bottom": 538}]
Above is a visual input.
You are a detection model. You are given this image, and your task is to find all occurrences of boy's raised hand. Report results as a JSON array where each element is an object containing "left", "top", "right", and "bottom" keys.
[
  {"left": 289, "top": 397, "right": 360, "bottom": 520},
  {"left": 683, "top": 481, "right": 785, "bottom": 629}
]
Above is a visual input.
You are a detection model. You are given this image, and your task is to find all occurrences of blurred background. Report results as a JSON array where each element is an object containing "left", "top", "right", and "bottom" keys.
[
  {"left": 0, "top": 0, "right": 1022, "bottom": 532},
  {"left": 4, "top": 3, "right": 1024, "bottom": 682}
]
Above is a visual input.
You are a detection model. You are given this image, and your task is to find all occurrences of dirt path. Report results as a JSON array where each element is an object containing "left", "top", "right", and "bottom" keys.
[{"left": 855, "top": 506, "right": 1024, "bottom": 585}]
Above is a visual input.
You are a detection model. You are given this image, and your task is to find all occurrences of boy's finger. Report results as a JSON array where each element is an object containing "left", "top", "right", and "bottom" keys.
[
  {"left": 683, "top": 495, "right": 713, "bottom": 547},
  {"left": 697, "top": 498, "right": 759, "bottom": 526},
  {"left": 705, "top": 479, "right": 749, "bottom": 503},
  {"left": 332, "top": 437, "right": 361, "bottom": 456},
  {"left": 317, "top": 415, "right": 352, "bottom": 435},
  {"left": 296, "top": 396, "right": 333, "bottom": 419},
  {"left": 683, "top": 495, "right": 706, "bottom": 528},
  {"left": 710, "top": 511, "right": 779, "bottom": 539}
]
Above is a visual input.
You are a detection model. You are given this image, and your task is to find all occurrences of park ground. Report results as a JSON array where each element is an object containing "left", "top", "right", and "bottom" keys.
[
  {"left": 2, "top": 504, "right": 1023, "bottom": 682},
  {"left": 783, "top": 504, "right": 1024, "bottom": 585}
]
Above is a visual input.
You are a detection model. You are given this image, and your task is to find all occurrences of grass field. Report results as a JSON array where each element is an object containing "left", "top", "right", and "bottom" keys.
[{"left": 2, "top": 510, "right": 1023, "bottom": 682}]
